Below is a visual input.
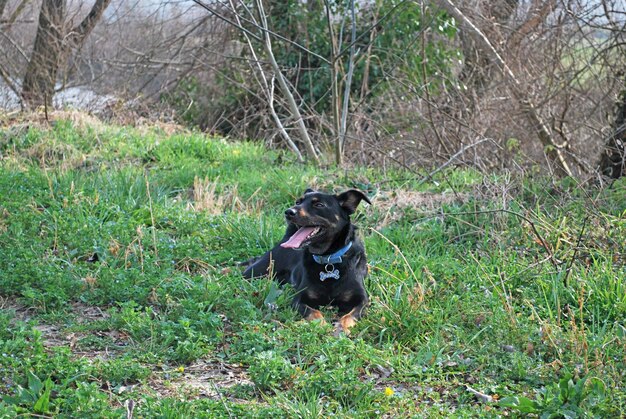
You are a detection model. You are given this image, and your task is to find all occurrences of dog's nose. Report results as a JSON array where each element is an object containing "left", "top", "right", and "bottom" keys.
[{"left": 285, "top": 208, "right": 297, "bottom": 218}]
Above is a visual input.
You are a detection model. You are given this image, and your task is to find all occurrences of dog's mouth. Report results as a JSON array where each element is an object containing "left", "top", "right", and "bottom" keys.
[{"left": 280, "top": 226, "right": 324, "bottom": 249}]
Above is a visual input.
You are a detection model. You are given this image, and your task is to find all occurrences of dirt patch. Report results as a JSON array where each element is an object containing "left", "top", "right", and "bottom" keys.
[
  {"left": 147, "top": 359, "right": 256, "bottom": 403},
  {"left": 0, "top": 297, "right": 121, "bottom": 353},
  {"left": 71, "top": 301, "right": 110, "bottom": 322},
  {"left": 1, "top": 297, "right": 32, "bottom": 322},
  {"left": 0, "top": 297, "right": 72, "bottom": 348}
]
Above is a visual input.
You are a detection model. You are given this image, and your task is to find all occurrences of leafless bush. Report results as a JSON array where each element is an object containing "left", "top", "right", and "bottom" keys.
[
  {"left": 336, "top": 1, "right": 623, "bottom": 178},
  {"left": 1, "top": 0, "right": 624, "bottom": 177}
]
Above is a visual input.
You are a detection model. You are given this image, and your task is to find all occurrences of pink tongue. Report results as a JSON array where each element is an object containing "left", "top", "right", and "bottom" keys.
[{"left": 280, "top": 227, "right": 316, "bottom": 249}]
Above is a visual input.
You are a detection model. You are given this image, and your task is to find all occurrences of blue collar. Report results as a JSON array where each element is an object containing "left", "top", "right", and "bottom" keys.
[{"left": 312, "top": 242, "right": 353, "bottom": 265}]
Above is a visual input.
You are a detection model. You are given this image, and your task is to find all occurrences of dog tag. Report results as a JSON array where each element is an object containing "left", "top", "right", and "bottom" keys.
[{"left": 320, "top": 264, "right": 340, "bottom": 281}]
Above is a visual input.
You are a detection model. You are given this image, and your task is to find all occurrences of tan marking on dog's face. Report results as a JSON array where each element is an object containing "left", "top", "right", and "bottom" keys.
[{"left": 298, "top": 208, "right": 308, "bottom": 217}]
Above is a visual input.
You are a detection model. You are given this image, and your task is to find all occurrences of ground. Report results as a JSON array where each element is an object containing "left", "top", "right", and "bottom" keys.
[{"left": 0, "top": 113, "right": 625, "bottom": 417}]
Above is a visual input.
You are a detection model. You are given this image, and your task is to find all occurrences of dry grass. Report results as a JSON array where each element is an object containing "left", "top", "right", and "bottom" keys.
[
  {"left": 188, "top": 176, "right": 265, "bottom": 215},
  {"left": 188, "top": 176, "right": 225, "bottom": 214}
]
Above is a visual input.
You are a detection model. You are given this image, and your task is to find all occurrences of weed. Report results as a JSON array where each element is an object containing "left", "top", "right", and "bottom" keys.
[{"left": 499, "top": 373, "right": 609, "bottom": 417}]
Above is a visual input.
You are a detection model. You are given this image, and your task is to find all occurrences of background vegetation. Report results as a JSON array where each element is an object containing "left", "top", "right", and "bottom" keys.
[
  {"left": 0, "top": 115, "right": 624, "bottom": 416},
  {"left": 1, "top": 1, "right": 625, "bottom": 416},
  {"left": 1, "top": 0, "right": 625, "bottom": 176}
]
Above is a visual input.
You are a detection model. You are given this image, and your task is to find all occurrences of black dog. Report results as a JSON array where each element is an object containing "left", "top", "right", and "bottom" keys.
[{"left": 243, "top": 189, "right": 371, "bottom": 334}]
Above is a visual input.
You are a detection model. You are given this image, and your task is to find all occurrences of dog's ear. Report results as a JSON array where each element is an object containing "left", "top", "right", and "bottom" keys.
[{"left": 336, "top": 189, "right": 371, "bottom": 215}]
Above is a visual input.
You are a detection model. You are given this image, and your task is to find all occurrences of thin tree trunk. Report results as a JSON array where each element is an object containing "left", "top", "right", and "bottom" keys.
[
  {"left": 0, "top": 0, "right": 8, "bottom": 17},
  {"left": 338, "top": 0, "right": 357, "bottom": 164},
  {"left": 599, "top": 89, "right": 626, "bottom": 179},
  {"left": 21, "top": 0, "right": 111, "bottom": 109},
  {"left": 21, "top": 0, "right": 66, "bottom": 108},
  {"left": 227, "top": 0, "right": 304, "bottom": 162},
  {"left": 254, "top": 0, "right": 320, "bottom": 165},
  {"left": 65, "top": 0, "right": 111, "bottom": 46},
  {"left": 324, "top": 0, "right": 342, "bottom": 165}
]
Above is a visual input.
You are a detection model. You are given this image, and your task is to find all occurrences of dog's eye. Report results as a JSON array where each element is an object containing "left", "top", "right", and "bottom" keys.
[
  {"left": 313, "top": 202, "right": 326, "bottom": 208},
  {"left": 295, "top": 199, "right": 303, "bottom": 205}
]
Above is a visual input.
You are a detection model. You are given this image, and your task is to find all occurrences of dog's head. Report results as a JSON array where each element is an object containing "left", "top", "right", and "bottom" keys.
[{"left": 280, "top": 188, "right": 371, "bottom": 253}]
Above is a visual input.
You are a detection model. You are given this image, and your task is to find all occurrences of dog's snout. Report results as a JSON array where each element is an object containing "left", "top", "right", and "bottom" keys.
[{"left": 285, "top": 208, "right": 297, "bottom": 218}]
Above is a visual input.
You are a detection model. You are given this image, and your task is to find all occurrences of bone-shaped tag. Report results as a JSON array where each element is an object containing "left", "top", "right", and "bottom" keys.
[{"left": 320, "top": 269, "right": 340, "bottom": 281}]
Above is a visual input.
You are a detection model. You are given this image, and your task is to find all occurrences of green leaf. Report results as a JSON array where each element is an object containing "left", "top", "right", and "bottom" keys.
[
  {"left": 32, "top": 377, "right": 53, "bottom": 414},
  {"left": 558, "top": 373, "right": 574, "bottom": 403},
  {"left": 2, "top": 394, "right": 23, "bottom": 406},
  {"left": 572, "top": 375, "right": 588, "bottom": 404},
  {"left": 263, "top": 281, "right": 282, "bottom": 311},
  {"left": 561, "top": 408, "right": 579, "bottom": 419},
  {"left": 27, "top": 371, "right": 43, "bottom": 395},
  {"left": 499, "top": 396, "right": 539, "bottom": 413}
]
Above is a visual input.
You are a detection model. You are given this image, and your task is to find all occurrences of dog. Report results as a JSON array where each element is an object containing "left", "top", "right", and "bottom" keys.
[{"left": 243, "top": 188, "right": 371, "bottom": 334}]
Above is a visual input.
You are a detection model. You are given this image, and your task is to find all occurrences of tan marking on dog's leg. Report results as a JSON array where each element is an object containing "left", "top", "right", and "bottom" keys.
[
  {"left": 306, "top": 309, "right": 326, "bottom": 324},
  {"left": 334, "top": 309, "right": 357, "bottom": 336}
]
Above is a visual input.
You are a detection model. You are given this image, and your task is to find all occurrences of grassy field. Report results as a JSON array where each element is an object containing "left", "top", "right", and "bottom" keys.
[{"left": 0, "top": 114, "right": 625, "bottom": 417}]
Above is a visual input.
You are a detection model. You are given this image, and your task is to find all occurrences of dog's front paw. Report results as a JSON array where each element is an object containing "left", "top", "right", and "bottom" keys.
[
  {"left": 306, "top": 309, "right": 326, "bottom": 325},
  {"left": 333, "top": 314, "right": 357, "bottom": 336}
]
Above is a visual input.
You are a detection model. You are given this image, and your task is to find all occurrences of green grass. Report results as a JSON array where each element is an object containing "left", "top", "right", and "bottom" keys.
[{"left": 0, "top": 116, "right": 625, "bottom": 417}]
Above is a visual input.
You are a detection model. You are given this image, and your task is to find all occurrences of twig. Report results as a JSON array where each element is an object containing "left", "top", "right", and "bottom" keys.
[
  {"left": 3, "top": 0, "right": 31, "bottom": 30},
  {"left": 419, "top": 138, "right": 493, "bottom": 185},
  {"left": 192, "top": 0, "right": 330, "bottom": 65},
  {"left": 563, "top": 216, "right": 588, "bottom": 287},
  {"left": 419, "top": 2, "right": 451, "bottom": 155},
  {"left": 144, "top": 174, "right": 159, "bottom": 264},
  {"left": 0, "top": 62, "right": 20, "bottom": 100},
  {"left": 436, "top": 0, "right": 573, "bottom": 177},
  {"left": 324, "top": 0, "right": 342, "bottom": 165},
  {"left": 466, "top": 385, "right": 494, "bottom": 403},
  {"left": 253, "top": 0, "right": 320, "bottom": 165},
  {"left": 227, "top": 0, "right": 304, "bottom": 162},
  {"left": 338, "top": 0, "right": 358, "bottom": 161}
]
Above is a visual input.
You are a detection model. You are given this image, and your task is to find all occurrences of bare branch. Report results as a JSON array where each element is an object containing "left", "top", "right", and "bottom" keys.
[
  {"left": 67, "top": 0, "right": 112, "bottom": 47},
  {"left": 1, "top": 0, "right": 31, "bottom": 29},
  {"left": 227, "top": 0, "right": 304, "bottom": 162},
  {"left": 508, "top": 0, "right": 556, "bottom": 49},
  {"left": 338, "top": 0, "right": 358, "bottom": 162},
  {"left": 436, "top": 0, "right": 573, "bottom": 177},
  {"left": 253, "top": 0, "right": 320, "bottom": 164},
  {"left": 192, "top": 0, "right": 330, "bottom": 65},
  {"left": 0, "top": 62, "right": 20, "bottom": 102}
]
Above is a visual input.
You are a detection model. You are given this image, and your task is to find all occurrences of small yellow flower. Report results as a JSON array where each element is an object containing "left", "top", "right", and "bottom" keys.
[
  {"left": 384, "top": 387, "right": 394, "bottom": 397},
  {"left": 177, "top": 366, "right": 185, "bottom": 373}
]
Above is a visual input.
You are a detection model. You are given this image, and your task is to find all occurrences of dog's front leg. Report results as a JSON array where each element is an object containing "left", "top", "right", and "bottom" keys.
[
  {"left": 334, "top": 295, "right": 368, "bottom": 336},
  {"left": 292, "top": 295, "right": 326, "bottom": 324}
]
